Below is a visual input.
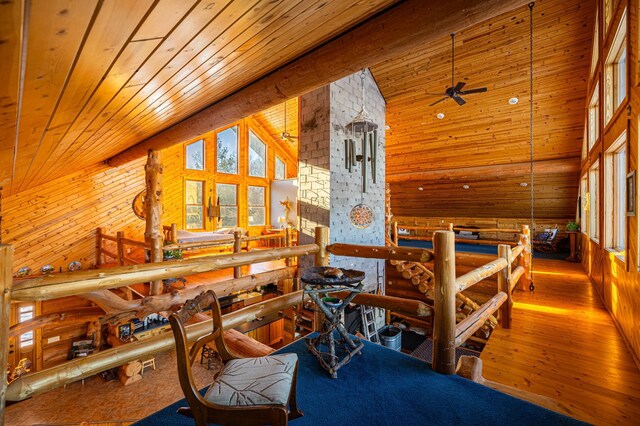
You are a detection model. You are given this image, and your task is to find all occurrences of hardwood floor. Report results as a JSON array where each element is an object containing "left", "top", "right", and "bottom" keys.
[
  {"left": 5, "top": 259, "right": 639, "bottom": 425},
  {"left": 481, "top": 258, "right": 640, "bottom": 425}
]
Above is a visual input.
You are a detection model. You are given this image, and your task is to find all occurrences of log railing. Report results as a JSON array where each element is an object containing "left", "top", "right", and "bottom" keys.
[
  {"left": 392, "top": 221, "right": 527, "bottom": 247},
  {"left": 431, "top": 230, "right": 530, "bottom": 374},
  {"left": 96, "top": 228, "right": 150, "bottom": 267}
]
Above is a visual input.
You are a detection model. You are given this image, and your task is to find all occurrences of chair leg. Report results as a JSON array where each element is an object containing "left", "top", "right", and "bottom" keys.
[
  {"left": 288, "top": 361, "right": 303, "bottom": 420},
  {"left": 270, "top": 407, "right": 288, "bottom": 426}
]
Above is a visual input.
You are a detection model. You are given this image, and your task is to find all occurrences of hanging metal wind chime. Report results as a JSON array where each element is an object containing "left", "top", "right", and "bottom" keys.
[{"left": 345, "top": 70, "right": 378, "bottom": 194}]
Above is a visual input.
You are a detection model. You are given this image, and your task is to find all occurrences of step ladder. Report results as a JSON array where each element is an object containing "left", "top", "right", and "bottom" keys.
[{"left": 361, "top": 306, "right": 380, "bottom": 344}]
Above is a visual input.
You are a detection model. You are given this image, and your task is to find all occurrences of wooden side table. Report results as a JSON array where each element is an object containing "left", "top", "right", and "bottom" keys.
[{"left": 566, "top": 231, "right": 579, "bottom": 262}]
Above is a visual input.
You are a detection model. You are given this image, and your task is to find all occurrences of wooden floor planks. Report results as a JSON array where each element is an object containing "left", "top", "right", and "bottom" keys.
[{"left": 481, "top": 258, "right": 640, "bottom": 425}]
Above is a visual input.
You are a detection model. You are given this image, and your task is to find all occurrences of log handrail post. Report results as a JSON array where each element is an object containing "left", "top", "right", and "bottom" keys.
[
  {"left": 96, "top": 227, "right": 104, "bottom": 268},
  {"left": 285, "top": 228, "right": 292, "bottom": 266},
  {"left": 314, "top": 226, "right": 329, "bottom": 267},
  {"left": 497, "top": 244, "right": 512, "bottom": 329},
  {"left": 448, "top": 223, "right": 454, "bottom": 231},
  {"left": 393, "top": 221, "right": 398, "bottom": 245},
  {"left": 432, "top": 230, "right": 456, "bottom": 375},
  {"left": 171, "top": 223, "right": 178, "bottom": 243},
  {"left": 519, "top": 225, "right": 531, "bottom": 291},
  {"left": 233, "top": 230, "right": 243, "bottom": 278},
  {"left": 116, "top": 231, "right": 125, "bottom": 267},
  {"left": 1, "top": 245, "right": 13, "bottom": 421}
]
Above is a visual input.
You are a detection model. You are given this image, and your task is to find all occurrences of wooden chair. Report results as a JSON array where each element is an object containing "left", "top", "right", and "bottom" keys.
[
  {"left": 169, "top": 290, "right": 303, "bottom": 426},
  {"left": 532, "top": 226, "right": 559, "bottom": 253}
]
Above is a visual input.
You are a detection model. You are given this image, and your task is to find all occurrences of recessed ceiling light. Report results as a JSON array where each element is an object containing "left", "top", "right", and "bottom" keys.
[
  {"left": 436, "top": 112, "right": 445, "bottom": 119},
  {"left": 508, "top": 97, "right": 519, "bottom": 105},
  {"left": 462, "top": 184, "right": 470, "bottom": 189},
  {"left": 385, "top": 125, "right": 391, "bottom": 130},
  {"left": 418, "top": 186, "right": 424, "bottom": 191},
  {"left": 520, "top": 182, "right": 528, "bottom": 187}
]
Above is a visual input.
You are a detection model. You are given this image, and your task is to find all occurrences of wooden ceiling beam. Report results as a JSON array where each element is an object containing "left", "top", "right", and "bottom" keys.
[
  {"left": 386, "top": 158, "right": 581, "bottom": 183},
  {"left": 107, "top": 0, "right": 532, "bottom": 166}
]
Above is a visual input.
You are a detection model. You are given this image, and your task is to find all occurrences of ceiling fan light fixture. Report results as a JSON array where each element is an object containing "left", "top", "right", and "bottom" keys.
[
  {"left": 509, "top": 97, "right": 519, "bottom": 105},
  {"left": 436, "top": 112, "right": 445, "bottom": 119}
]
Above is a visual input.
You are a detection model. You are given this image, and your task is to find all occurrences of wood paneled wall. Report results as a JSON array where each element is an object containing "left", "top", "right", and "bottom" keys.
[
  {"left": 581, "top": 0, "right": 640, "bottom": 366},
  {"left": 2, "top": 158, "right": 146, "bottom": 273}
]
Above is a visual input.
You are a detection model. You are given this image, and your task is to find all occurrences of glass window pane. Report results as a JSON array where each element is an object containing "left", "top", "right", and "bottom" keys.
[
  {"left": 617, "top": 47, "right": 626, "bottom": 107},
  {"left": 185, "top": 181, "right": 203, "bottom": 204},
  {"left": 217, "top": 184, "right": 237, "bottom": 206},
  {"left": 220, "top": 207, "right": 237, "bottom": 227},
  {"left": 186, "top": 139, "right": 204, "bottom": 170},
  {"left": 248, "top": 186, "right": 264, "bottom": 207},
  {"left": 249, "top": 131, "right": 266, "bottom": 177},
  {"left": 186, "top": 206, "right": 203, "bottom": 230},
  {"left": 249, "top": 207, "right": 265, "bottom": 226},
  {"left": 217, "top": 126, "right": 238, "bottom": 174},
  {"left": 275, "top": 156, "right": 286, "bottom": 180}
]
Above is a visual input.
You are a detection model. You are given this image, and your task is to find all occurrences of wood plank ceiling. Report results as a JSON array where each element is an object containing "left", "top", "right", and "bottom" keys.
[
  {"left": 372, "top": 0, "right": 594, "bottom": 218},
  {"left": 251, "top": 98, "right": 299, "bottom": 163},
  {"left": 0, "top": 0, "right": 397, "bottom": 196}
]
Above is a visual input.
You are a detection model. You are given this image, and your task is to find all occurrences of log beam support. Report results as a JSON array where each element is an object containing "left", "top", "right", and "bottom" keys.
[
  {"left": 497, "top": 244, "right": 512, "bottom": 329},
  {"left": 1, "top": 245, "right": 13, "bottom": 422}
]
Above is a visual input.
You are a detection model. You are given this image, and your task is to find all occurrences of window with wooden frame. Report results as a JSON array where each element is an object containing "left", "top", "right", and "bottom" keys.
[
  {"left": 588, "top": 83, "right": 599, "bottom": 150},
  {"left": 605, "top": 132, "right": 627, "bottom": 258},
  {"left": 604, "top": 9, "right": 627, "bottom": 125},
  {"left": 580, "top": 174, "right": 588, "bottom": 235},
  {"left": 590, "top": 11, "right": 598, "bottom": 77},
  {"left": 217, "top": 183, "right": 238, "bottom": 227},
  {"left": 217, "top": 126, "right": 238, "bottom": 174},
  {"left": 248, "top": 130, "right": 266, "bottom": 177},
  {"left": 18, "top": 304, "right": 35, "bottom": 348},
  {"left": 248, "top": 186, "right": 266, "bottom": 226},
  {"left": 589, "top": 160, "right": 600, "bottom": 242},
  {"left": 275, "top": 156, "right": 286, "bottom": 180},
  {"left": 185, "top": 139, "right": 205, "bottom": 170},
  {"left": 185, "top": 180, "right": 205, "bottom": 230}
]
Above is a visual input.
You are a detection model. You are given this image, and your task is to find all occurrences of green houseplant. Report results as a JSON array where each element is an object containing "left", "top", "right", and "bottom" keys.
[
  {"left": 566, "top": 221, "right": 579, "bottom": 232},
  {"left": 163, "top": 242, "right": 183, "bottom": 260}
]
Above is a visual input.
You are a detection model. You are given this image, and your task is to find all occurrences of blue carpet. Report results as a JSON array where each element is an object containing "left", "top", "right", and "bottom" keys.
[
  {"left": 397, "top": 239, "right": 569, "bottom": 260},
  {"left": 135, "top": 337, "right": 584, "bottom": 426}
]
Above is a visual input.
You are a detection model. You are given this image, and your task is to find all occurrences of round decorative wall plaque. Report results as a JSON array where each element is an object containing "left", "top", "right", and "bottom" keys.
[
  {"left": 132, "top": 189, "right": 146, "bottom": 220},
  {"left": 349, "top": 203, "right": 374, "bottom": 229}
]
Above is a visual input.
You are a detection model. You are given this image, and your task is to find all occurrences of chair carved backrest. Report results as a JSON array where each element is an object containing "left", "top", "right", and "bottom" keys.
[{"left": 169, "top": 290, "right": 232, "bottom": 413}]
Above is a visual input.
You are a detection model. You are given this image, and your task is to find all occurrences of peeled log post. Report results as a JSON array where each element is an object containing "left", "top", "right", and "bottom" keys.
[
  {"left": 1, "top": 245, "right": 14, "bottom": 416},
  {"left": 326, "top": 243, "right": 433, "bottom": 263},
  {"left": 6, "top": 291, "right": 303, "bottom": 401},
  {"left": 432, "top": 231, "right": 456, "bottom": 375},
  {"left": 11, "top": 245, "right": 318, "bottom": 302},
  {"left": 233, "top": 230, "right": 243, "bottom": 278},
  {"left": 285, "top": 228, "right": 292, "bottom": 267},
  {"left": 144, "top": 150, "right": 164, "bottom": 296},
  {"left": 315, "top": 226, "right": 329, "bottom": 267},
  {"left": 519, "top": 225, "right": 531, "bottom": 291},
  {"left": 497, "top": 245, "right": 512, "bottom": 329},
  {"left": 96, "top": 228, "right": 104, "bottom": 268},
  {"left": 116, "top": 232, "right": 125, "bottom": 267}
]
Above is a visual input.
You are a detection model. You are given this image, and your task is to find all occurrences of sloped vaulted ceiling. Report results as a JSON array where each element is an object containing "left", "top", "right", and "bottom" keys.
[{"left": 372, "top": 0, "right": 594, "bottom": 219}]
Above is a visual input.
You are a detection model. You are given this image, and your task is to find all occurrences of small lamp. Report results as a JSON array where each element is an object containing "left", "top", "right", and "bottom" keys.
[{"left": 278, "top": 216, "right": 287, "bottom": 228}]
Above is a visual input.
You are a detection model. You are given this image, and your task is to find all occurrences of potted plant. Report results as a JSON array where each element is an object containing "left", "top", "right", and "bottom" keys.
[
  {"left": 163, "top": 242, "right": 183, "bottom": 260},
  {"left": 566, "top": 221, "right": 579, "bottom": 232}
]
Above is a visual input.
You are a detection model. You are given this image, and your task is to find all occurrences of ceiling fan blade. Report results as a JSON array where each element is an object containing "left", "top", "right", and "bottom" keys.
[
  {"left": 429, "top": 97, "right": 448, "bottom": 106},
  {"left": 454, "top": 81, "right": 466, "bottom": 92},
  {"left": 452, "top": 95, "right": 466, "bottom": 106},
  {"left": 459, "top": 87, "right": 487, "bottom": 95}
]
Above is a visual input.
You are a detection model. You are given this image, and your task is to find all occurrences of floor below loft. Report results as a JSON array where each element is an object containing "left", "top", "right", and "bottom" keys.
[
  {"left": 5, "top": 259, "right": 640, "bottom": 425},
  {"left": 480, "top": 258, "right": 640, "bottom": 425}
]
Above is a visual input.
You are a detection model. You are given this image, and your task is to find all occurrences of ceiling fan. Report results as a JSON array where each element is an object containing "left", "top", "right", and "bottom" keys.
[
  {"left": 279, "top": 101, "right": 298, "bottom": 143},
  {"left": 429, "top": 33, "right": 487, "bottom": 107}
]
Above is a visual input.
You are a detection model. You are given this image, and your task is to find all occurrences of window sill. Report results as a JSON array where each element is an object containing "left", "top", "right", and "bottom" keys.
[
  {"left": 590, "top": 237, "right": 599, "bottom": 244},
  {"left": 605, "top": 247, "right": 625, "bottom": 263}
]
